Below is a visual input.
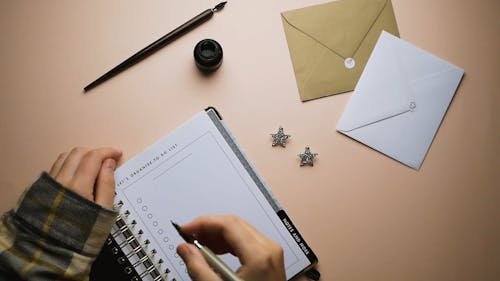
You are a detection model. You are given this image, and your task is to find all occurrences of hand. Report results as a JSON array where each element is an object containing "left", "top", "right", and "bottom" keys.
[
  {"left": 177, "top": 215, "right": 286, "bottom": 281},
  {"left": 48, "top": 147, "right": 122, "bottom": 209}
]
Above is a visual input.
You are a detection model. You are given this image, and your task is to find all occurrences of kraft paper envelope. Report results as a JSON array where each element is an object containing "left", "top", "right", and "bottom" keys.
[
  {"left": 281, "top": 0, "right": 399, "bottom": 101},
  {"left": 337, "top": 31, "right": 464, "bottom": 169}
]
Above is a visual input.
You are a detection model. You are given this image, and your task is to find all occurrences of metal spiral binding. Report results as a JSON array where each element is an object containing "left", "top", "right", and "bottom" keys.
[{"left": 112, "top": 200, "right": 171, "bottom": 281}]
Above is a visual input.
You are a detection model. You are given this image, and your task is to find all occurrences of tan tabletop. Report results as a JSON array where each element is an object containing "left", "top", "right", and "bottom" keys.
[{"left": 1, "top": 0, "right": 498, "bottom": 280}]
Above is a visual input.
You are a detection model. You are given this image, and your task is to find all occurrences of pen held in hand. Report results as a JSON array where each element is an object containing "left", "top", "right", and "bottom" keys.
[
  {"left": 171, "top": 221, "right": 243, "bottom": 281},
  {"left": 83, "top": 2, "right": 228, "bottom": 92}
]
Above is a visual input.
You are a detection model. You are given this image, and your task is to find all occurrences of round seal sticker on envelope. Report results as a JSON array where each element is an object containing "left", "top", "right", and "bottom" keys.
[{"left": 344, "top": 58, "right": 355, "bottom": 69}]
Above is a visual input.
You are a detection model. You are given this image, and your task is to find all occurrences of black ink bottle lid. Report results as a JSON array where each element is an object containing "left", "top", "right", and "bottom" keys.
[{"left": 194, "top": 39, "right": 223, "bottom": 72}]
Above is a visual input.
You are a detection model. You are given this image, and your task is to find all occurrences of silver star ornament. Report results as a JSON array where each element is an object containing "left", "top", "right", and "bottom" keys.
[
  {"left": 271, "top": 127, "right": 291, "bottom": 147},
  {"left": 298, "top": 147, "right": 318, "bottom": 166}
]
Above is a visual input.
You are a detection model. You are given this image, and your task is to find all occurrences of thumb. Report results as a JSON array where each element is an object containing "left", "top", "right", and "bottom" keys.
[{"left": 177, "top": 243, "right": 222, "bottom": 281}]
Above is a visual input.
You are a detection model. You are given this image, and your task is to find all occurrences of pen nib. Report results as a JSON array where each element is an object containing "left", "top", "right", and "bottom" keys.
[
  {"left": 213, "top": 1, "right": 227, "bottom": 12},
  {"left": 171, "top": 221, "right": 195, "bottom": 244}
]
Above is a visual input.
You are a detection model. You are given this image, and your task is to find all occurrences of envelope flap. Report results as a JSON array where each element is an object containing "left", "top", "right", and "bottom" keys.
[
  {"left": 337, "top": 32, "right": 413, "bottom": 132},
  {"left": 281, "top": 0, "right": 388, "bottom": 58}
]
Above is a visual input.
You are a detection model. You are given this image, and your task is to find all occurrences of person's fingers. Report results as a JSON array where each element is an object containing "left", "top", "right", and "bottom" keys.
[
  {"left": 181, "top": 216, "right": 264, "bottom": 264},
  {"left": 177, "top": 243, "right": 222, "bottom": 281},
  {"left": 94, "top": 158, "right": 117, "bottom": 209},
  {"left": 71, "top": 147, "right": 122, "bottom": 198},
  {"left": 55, "top": 147, "right": 91, "bottom": 186},
  {"left": 236, "top": 240, "right": 286, "bottom": 281},
  {"left": 49, "top": 152, "right": 68, "bottom": 177},
  {"left": 181, "top": 216, "right": 287, "bottom": 281}
]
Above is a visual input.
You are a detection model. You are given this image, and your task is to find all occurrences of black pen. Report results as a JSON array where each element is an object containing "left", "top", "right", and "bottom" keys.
[
  {"left": 84, "top": 2, "right": 227, "bottom": 92},
  {"left": 171, "top": 221, "right": 243, "bottom": 281}
]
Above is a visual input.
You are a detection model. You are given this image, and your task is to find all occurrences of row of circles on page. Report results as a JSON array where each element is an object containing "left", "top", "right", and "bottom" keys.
[{"left": 136, "top": 197, "right": 187, "bottom": 270}]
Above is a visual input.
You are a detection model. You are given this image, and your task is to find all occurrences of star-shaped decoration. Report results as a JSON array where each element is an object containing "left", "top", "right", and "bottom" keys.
[
  {"left": 298, "top": 146, "right": 318, "bottom": 166},
  {"left": 271, "top": 127, "right": 291, "bottom": 147}
]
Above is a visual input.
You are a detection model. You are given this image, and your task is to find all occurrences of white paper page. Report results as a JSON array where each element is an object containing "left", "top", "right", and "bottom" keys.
[{"left": 113, "top": 111, "right": 310, "bottom": 281}]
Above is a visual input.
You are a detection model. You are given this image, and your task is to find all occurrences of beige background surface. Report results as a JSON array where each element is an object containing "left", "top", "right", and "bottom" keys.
[{"left": 1, "top": 0, "right": 498, "bottom": 280}]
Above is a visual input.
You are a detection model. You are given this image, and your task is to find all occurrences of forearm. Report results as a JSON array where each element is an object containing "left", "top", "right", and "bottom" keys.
[{"left": 0, "top": 173, "right": 117, "bottom": 281}]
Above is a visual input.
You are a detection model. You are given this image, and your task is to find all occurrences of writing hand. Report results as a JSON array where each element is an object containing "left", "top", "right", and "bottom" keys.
[
  {"left": 177, "top": 215, "right": 286, "bottom": 281},
  {"left": 48, "top": 147, "right": 122, "bottom": 209}
]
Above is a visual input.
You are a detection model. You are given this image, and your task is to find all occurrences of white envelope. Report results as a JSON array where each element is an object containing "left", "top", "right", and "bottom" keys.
[{"left": 337, "top": 31, "right": 464, "bottom": 169}]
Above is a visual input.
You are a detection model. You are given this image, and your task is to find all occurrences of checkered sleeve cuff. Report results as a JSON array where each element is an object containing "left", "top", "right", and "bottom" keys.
[{"left": 14, "top": 172, "right": 118, "bottom": 256}]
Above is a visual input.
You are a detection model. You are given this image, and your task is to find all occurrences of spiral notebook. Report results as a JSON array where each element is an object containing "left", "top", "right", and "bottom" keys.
[{"left": 90, "top": 107, "right": 318, "bottom": 281}]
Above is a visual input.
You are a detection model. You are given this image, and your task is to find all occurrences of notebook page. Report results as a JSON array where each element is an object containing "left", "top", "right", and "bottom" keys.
[{"left": 113, "top": 111, "right": 310, "bottom": 281}]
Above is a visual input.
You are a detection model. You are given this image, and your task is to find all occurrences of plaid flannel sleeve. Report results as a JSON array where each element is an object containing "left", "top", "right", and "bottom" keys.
[{"left": 0, "top": 172, "right": 117, "bottom": 281}]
